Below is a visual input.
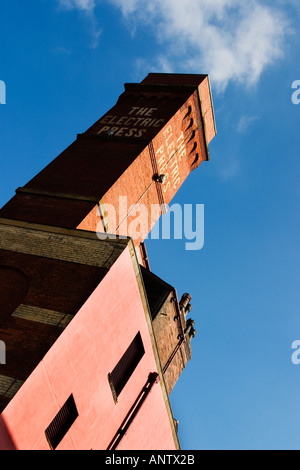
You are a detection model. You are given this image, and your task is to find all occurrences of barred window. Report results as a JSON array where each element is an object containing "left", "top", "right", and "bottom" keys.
[
  {"left": 45, "top": 395, "right": 78, "bottom": 450},
  {"left": 108, "top": 332, "right": 145, "bottom": 402}
]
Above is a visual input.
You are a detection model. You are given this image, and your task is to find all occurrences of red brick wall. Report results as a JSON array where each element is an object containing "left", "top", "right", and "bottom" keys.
[
  {"left": 0, "top": 248, "right": 178, "bottom": 450},
  {"left": 0, "top": 74, "right": 216, "bottom": 247}
]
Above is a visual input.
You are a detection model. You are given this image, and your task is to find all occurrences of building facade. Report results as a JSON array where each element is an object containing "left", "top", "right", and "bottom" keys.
[{"left": 0, "top": 73, "right": 216, "bottom": 450}]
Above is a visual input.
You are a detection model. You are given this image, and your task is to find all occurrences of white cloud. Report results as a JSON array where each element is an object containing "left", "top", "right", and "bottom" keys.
[
  {"left": 219, "top": 155, "right": 240, "bottom": 180},
  {"left": 56, "top": 0, "right": 101, "bottom": 48},
  {"left": 55, "top": 0, "right": 291, "bottom": 91},
  {"left": 237, "top": 115, "right": 260, "bottom": 133},
  {"left": 58, "top": 0, "right": 96, "bottom": 11},
  {"left": 108, "top": 0, "right": 290, "bottom": 92},
  {"left": 135, "top": 56, "right": 174, "bottom": 76},
  {"left": 109, "top": 0, "right": 139, "bottom": 16}
]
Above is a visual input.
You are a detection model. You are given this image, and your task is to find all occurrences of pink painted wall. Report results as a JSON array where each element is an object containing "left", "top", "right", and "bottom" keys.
[{"left": 0, "top": 247, "right": 177, "bottom": 450}]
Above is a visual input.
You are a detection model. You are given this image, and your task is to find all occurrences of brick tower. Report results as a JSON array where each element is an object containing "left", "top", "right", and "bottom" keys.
[{"left": 0, "top": 73, "right": 216, "bottom": 450}]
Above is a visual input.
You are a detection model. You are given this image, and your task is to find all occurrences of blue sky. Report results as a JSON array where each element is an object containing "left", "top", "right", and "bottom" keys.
[{"left": 0, "top": 0, "right": 299, "bottom": 450}]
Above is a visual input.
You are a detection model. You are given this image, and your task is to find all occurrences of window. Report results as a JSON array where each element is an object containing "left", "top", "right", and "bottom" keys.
[
  {"left": 108, "top": 332, "right": 145, "bottom": 403},
  {"left": 45, "top": 395, "right": 78, "bottom": 450}
]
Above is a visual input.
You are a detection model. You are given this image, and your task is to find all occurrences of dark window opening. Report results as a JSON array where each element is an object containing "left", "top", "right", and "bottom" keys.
[
  {"left": 141, "top": 266, "right": 173, "bottom": 321},
  {"left": 45, "top": 394, "right": 78, "bottom": 450},
  {"left": 108, "top": 332, "right": 145, "bottom": 402}
]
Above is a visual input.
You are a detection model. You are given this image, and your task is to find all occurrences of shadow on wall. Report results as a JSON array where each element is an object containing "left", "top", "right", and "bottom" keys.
[
  {"left": 0, "top": 415, "right": 16, "bottom": 450},
  {"left": 0, "top": 266, "right": 29, "bottom": 326}
]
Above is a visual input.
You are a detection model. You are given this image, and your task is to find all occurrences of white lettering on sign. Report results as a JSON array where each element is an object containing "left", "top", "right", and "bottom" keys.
[
  {"left": 128, "top": 106, "right": 158, "bottom": 116},
  {"left": 97, "top": 106, "right": 165, "bottom": 138},
  {"left": 156, "top": 125, "right": 186, "bottom": 192}
]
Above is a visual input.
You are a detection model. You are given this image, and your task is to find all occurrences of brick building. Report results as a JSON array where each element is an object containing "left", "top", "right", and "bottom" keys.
[{"left": 0, "top": 73, "right": 216, "bottom": 450}]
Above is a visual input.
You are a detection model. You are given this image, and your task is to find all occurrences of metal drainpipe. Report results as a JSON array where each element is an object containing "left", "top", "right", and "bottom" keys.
[
  {"left": 173, "top": 289, "right": 186, "bottom": 342},
  {"left": 106, "top": 372, "right": 160, "bottom": 451},
  {"left": 163, "top": 337, "right": 185, "bottom": 374},
  {"left": 140, "top": 242, "right": 151, "bottom": 271},
  {"left": 163, "top": 290, "right": 186, "bottom": 374}
]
